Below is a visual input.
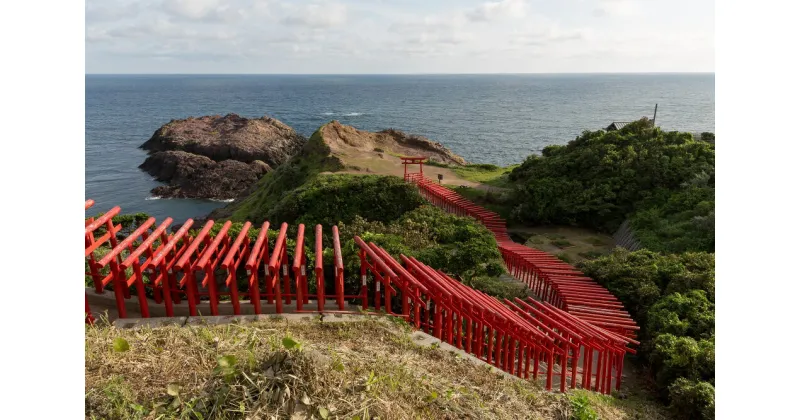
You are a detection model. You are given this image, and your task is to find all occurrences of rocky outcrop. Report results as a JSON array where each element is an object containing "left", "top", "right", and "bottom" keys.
[
  {"left": 320, "top": 121, "right": 467, "bottom": 165},
  {"left": 140, "top": 151, "right": 271, "bottom": 199},
  {"left": 138, "top": 114, "right": 304, "bottom": 199}
]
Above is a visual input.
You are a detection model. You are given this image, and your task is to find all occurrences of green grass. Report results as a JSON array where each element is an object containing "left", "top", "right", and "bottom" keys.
[
  {"left": 587, "top": 236, "right": 608, "bottom": 246},
  {"left": 426, "top": 162, "right": 519, "bottom": 187},
  {"left": 452, "top": 164, "right": 519, "bottom": 187},
  {"left": 556, "top": 252, "right": 574, "bottom": 264},
  {"left": 550, "top": 239, "right": 574, "bottom": 249},
  {"left": 227, "top": 127, "right": 345, "bottom": 221}
]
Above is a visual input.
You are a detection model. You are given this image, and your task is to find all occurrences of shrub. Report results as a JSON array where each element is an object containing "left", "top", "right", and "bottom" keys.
[
  {"left": 507, "top": 118, "right": 715, "bottom": 242},
  {"left": 337, "top": 206, "right": 503, "bottom": 297},
  {"left": 579, "top": 248, "right": 715, "bottom": 415},
  {"left": 649, "top": 334, "right": 714, "bottom": 392},
  {"left": 463, "top": 276, "right": 528, "bottom": 301},
  {"left": 668, "top": 378, "right": 715, "bottom": 420},
  {"left": 646, "top": 291, "right": 715, "bottom": 340},
  {"left": 268, "top": 174, "right": 426, "bottom": 226}
]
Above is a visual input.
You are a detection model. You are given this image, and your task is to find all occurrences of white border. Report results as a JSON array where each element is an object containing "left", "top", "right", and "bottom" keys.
[{"left": 717, "top": 1, "right": 800, "bottom": 419}]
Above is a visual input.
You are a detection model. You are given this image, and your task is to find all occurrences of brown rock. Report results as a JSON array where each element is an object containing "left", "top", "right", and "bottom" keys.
[
  {"left": 140, "top": 151, "right": 272, "bottom": 200},
  {"left": 320, "top": 121, "right": 467, "bottom": 165},
  {"left": 138, "top": 114, "right": 300, "bottom": 199},
  {"left": 140, "top": 113, "right": 305, "bottom": 167}
]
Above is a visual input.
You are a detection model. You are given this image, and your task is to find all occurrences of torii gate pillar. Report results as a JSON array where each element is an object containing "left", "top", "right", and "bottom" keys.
[{"left": 400, "top": 156, "right": 426, "bottom": 182}]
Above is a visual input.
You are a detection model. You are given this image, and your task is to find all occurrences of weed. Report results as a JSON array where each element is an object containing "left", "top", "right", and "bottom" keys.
[{"left": 570, "top": 394, "right": 600, "bottom": 420}]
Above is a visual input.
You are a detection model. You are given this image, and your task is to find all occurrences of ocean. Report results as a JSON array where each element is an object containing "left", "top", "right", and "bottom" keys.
[{"left": 85, "top": 73, "right": 715, "bottom": 222}]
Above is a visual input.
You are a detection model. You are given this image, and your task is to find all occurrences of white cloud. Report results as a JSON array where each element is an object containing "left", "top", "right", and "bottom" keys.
[
  {"left": 466, "top": 0, "right": 530, "bottom": 22},
  {"left": 162, "top": 0, "right": 244, "bottom": 22},
  {"left": 592, "top": 0, "right": 641, "bottom": 18},
  {"left": 85, "top": 0, "right": 715, "bottom": 73},
  {"left": 513, "top": 28, "right": 589, "bottom": 46},
  {"left": 280, "top": 2, "right": 348, "bottom": 27}
]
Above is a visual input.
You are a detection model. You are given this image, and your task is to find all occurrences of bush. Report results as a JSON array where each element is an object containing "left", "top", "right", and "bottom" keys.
[
  {"left": 649, "top": 334, "right": 715, "bottom": 393},
  {"left": 268, "top": 174, "right": 426, "bottom": 227},
  {"left": 579, "top": 248, "right": 715, "bottom": 415},
  {"left": 668, "top": 378, "right": 715, "bottom": 420},
  {"left": 337, "top": 206, "right": 504, "bottom": 297},
  {"left": 463, "top": 276, "right": 527, "bottom": 301},
  {"left": 630, "top": 184, "right": 715, "bottom": 253},
  {"left": 508, "top": 118, "right": 715, "bottom": 239},
  {"left": 579, "top": 248, "right": 715, "bottom": 321},
  {"left": 646, "top": 291, "right": 715, "bottom": 340}
]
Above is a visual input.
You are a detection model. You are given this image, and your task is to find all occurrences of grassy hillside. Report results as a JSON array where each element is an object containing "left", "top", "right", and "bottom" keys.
[
  {"left": 85, "top": 317, "right": 668, "bottom": 420},
  {"left": 224, "top": 127, "right": 345, "bottom": 222}
]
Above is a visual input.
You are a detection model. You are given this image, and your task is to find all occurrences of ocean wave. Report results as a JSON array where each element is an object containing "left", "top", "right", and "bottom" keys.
[
  {"left": 321, "top": 112, "right": 364, "bottom": 117},
  {"left": 210, "top": 198, "right": 235, "bottom": 203},
  {"left": 145, "top": 196, "right": 162, "bottom": 201}
]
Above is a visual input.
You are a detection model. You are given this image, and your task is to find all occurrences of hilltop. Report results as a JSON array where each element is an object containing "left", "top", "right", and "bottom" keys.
[{"left": 209, "top": 121, "right": 505, "bottom": 221}]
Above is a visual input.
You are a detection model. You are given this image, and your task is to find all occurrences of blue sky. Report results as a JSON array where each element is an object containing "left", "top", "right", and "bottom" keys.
[{"left": 86, "top": 0, "right": 714, "bottom": 74}]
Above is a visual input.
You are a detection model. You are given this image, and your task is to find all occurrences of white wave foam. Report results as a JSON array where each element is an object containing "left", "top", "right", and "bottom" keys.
[
  {"left": 145, "top": 196, "right": 162, "bottom": 200},
  {"left": 322, "top": 112, "right": 363, "bottom": 117},
  {"left": 210, "top": 198, "right": 235, "bottom": 203}
]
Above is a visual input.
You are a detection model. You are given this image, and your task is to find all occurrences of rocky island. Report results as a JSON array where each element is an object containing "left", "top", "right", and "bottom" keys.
[{"left": 138, "top": 113, "right": 305, "bottom": 199}]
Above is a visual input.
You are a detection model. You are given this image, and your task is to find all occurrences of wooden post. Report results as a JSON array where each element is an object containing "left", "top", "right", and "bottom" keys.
[{"left": 653, "top": 104, "right": 658, "bottom": 125}]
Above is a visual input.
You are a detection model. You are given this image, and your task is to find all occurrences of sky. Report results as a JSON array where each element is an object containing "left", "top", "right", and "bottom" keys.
[{"left": 85, "top": 0, "right": 715, "bottom": 74}]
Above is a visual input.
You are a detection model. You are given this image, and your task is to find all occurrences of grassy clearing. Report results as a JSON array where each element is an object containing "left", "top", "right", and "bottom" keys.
[
  {"left": 550, "top": 239, "right": 573, "bottom": 249},
  {"left": 512, "top": 227, "right": 615, "bottom": 265},
  {"left": 428, "top": 162, "right": 518, "bottom": 188},
  {"left": 85, "top": 317, "right": 664, "bottom": 420}
]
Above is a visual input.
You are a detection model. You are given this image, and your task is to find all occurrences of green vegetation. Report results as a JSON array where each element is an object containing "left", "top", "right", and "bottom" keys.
[
  {"left": 502, "top": 119, "right": 715, "bottom": 417},
  {"left": 87, "top": 212, "right": 150, "bottom": 238},
  {"left": 228, "top": 127, "right": 345, "bottom": 221},
  {"left": 580, "top": 249, "right": 715, "bottom": 419},
  {"left": 451, "top": 163, "right": 518, "bottom": 187},
  {"left": 550, "top": 239, "right": 573, "bottom": 248},
  {"left": 570, "top": 394, "right": 600, "bottom": 420},
  {"left": 630, "top": 182, "right": 714, "bottom": 253},
  {"left": 508, "top": 118, "right": 715, "bottom": 253},
  {"left": 269, "top": 174, "right": 426, "bottom": 226},
  {"left": 337, "top": 205, "right": 511, "bottom": 300},
  {"left": 427, "top": 161, "right": 518, "bottom": 187}
]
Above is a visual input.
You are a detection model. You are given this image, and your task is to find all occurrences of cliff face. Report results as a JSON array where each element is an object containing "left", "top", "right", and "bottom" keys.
[{"left": 138, "top": 114, "right": 304, "bottom": 199}]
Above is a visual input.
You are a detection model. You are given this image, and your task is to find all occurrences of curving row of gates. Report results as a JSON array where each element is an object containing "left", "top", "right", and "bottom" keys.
[{"left": 85, "top": 165, "right": 638, "bottom": 394}]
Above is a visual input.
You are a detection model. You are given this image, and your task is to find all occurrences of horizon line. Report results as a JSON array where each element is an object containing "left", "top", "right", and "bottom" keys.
[{"left": 86, "top": 71, "right": 715, "bottom": 76}]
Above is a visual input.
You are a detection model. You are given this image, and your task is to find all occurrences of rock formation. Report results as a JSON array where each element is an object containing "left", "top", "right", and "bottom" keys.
[
  {"left": 320, "top": 121, "right": 467, "bottom": 165},
  {"left": 138, "top": 114, "right": 304, "bottom": 199}
]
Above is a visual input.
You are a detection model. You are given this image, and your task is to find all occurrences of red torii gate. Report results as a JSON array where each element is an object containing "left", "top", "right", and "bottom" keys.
[{"left": 401, "top": 156, "right": 426, "bottom": 182}]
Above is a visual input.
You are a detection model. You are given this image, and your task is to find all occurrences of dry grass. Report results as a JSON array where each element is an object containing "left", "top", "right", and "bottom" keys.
[{"left": 85, "top": 316, "right": 665, "bottom": 420}]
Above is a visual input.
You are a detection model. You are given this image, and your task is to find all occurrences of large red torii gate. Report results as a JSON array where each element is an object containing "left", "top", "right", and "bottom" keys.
[{"left": 401, "top": 156, "right": 426, "bottom": 182}]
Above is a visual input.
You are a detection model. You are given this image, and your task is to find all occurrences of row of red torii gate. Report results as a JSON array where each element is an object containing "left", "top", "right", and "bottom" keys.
[{"left": 84, "top": 157, "right": 638, "bottom": 395}]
